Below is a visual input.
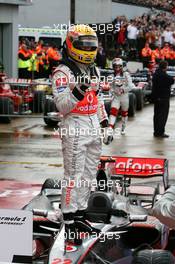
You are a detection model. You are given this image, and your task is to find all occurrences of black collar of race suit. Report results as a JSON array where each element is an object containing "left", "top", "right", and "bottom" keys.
[{"left": 60, "top": 43, "right": 99, "bottom": 79}]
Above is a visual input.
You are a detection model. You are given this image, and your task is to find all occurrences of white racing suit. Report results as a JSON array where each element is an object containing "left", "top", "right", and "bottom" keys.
[
  {"left": 109, "top": 71, "right": 135, "bottom": 133},
  {"left": 52, "top": 62, "right": 108, "bottom": 225},
  {"left": 151, "top": 185, "right": 175, "bottom": 229}
]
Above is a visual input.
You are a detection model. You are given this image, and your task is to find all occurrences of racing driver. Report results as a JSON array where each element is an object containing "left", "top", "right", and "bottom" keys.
[
  {"left": 108, "top": 58, "right": 136, "bottom": 135},
  {"left": 52, "top": 24, "right": 110, "bottom": 244}
]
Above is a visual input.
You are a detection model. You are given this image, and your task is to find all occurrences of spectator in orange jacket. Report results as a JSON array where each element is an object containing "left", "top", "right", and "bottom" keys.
[
  {"left": 47, "top": 45, "right": 61, "bottom": 75},
  {"left": 141, "top": 42, "right": 152, "bottom": 68},
  {"left": 151, "top": 45, "right": 164, "bottom": 64},
  {"left": 161, "top": 42, "right": 171, "bottom": 60}
]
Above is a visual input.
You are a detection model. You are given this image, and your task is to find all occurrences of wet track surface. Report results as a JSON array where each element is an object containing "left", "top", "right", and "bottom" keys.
[{"left": 0, "top": 99, "right": 175, "bottom": 208}]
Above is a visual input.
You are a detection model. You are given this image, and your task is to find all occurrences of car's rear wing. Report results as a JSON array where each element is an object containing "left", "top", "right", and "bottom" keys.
[{"left": 100, "top": 156, "right": 169, "bottom": 189}]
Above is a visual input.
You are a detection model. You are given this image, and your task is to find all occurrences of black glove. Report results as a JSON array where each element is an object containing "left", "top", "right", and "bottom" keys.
[
  {"left": 78, "top": 73, "right": 91, "bottom": 91},
  {"left": 103, "top": 127, "right": 114, "bottom": 145},
  {"left": 72, "top": 73, "right": 91, "bottom": 101}
]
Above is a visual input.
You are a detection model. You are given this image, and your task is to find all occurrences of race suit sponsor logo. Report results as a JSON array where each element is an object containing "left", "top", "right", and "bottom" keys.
[
  {"left": 76, "top": 104, "right": 98, "bottom": 112},
  {"left": 65, "top": 180, "right": 74, "bottom": 206},
  {"left": 71, "top": 90, "right": 98, "bottom": 114},
  {"left": 66, "top": 245, "right": 77, "bottom": 252},
  {"left": 87, "top": 93, "right": 94, "bottom": 104},
  {"left": 52, "top": 258, "right": 72, "bottom": 264},
  {"left": 55, "top": 76, "right": 68, "bottom": 88}
]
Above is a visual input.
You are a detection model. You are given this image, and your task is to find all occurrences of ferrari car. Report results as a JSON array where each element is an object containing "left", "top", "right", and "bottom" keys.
[
  {"left": 22, "top": 156, "right": 174, "bottom": 264},
  {"left": 0, "top": 74, "right": 47, "bottom": 123}
]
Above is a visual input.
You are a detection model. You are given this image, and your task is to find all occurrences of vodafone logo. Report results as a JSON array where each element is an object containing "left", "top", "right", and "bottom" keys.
[
  {"left": 78, "top": 104, "right": 98, "bottom": 112},
  {"left": 115, "top": 158, "right": 162, "bottom": 173},
  {"left": 66, "top": 245, "right": 77, "bottom": 252},
  {"left": 87, "top": 93, "right": 94, "bottom": 104},
  {"left": 52, "top": 258, "right": 72, "bottom": 264},
  {"left": 108, "top": 157, "right": 165, "bottom": 176}
]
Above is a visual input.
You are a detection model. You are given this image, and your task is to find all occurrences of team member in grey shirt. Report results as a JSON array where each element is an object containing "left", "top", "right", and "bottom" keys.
[{"left": 151, "top": 185, "right": 175, "bottom": 228}]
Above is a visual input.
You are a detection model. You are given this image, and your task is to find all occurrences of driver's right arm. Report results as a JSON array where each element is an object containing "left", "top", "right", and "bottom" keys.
[{"left": 52, "top": 65, "right": 87, "bottom": 116}]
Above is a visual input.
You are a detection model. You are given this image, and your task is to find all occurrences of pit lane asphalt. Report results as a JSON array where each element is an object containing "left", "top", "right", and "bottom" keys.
[{"left": 0, "top": 98, "right": 175, "bottom": 185}]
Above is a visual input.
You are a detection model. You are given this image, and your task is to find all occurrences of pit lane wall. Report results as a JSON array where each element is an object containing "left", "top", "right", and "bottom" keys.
[
  {"left": 18, "top": 0, "right": 151, "bottom": 27},
  {"left": 0, "top": 1, "right": 31, "bottom": 77},
  {"left": 0, "top": 4, "right": 19, "bottom": 77}
]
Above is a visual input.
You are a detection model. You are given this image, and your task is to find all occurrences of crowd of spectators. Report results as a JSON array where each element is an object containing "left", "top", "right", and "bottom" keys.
[
  {"left": 95, "top": 11, "right": 175, "bottom": 68},
  {"left": 18, "top": 39, "right": 61, "bottom": 79},
  {"left": 18, "top": 10, "right": 175, "bottom": 76},
  {"left": 115, "top": 0, "right": 175, "bottom": 12}
]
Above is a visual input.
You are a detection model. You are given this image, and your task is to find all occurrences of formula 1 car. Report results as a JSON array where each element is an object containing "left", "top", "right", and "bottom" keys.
[
  {"left": 0, "top": 73, "right": 46, "bottom": 123},
  {"left": 22, "top": 156, "right": 174, "bottom": 264}
]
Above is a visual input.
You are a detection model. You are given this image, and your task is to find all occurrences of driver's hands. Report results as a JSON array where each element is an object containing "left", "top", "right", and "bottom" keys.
[
  {"left": 103, "top": 126, "right": 114, "bottom": 145},
  {"left": 115, "top": 88, "right": 125, "bottom": 96},
  {"left": 114, "top": 79, "right": 123, "bottom": 87},
  {"left": 77, "top": 73, "right": 91, "bottom": 93}
]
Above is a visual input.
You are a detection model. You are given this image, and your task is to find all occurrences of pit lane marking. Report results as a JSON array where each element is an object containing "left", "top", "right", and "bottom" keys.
[{"left": 0, "top": 161, "right": 62, "bottom": 167}]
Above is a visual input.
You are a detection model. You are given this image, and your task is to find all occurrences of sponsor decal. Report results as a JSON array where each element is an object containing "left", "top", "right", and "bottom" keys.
[
  {"left": 77, "top": 104, "right": 98, "bottom": 112},
  {"left": 106, "top": 157, "right": 165, "bottom": 176},
  {"left": 65, "top": 181, "right": 74, "bottom": 206},
  {"left": 55, "top": 77, "right": 67, "bottom": 87},
  {"left": 57, "top": 86, "right": 67, "bottom": 93},
  {"left": 87, "top": 93, "right": 94, "bottom": 104},
  {"left": 0, "top": 209, "right": 32, "bottom": 263},
  {"left": 78, "top": 55, "right": 83, "bottom": 60},
  {"left": 52, "top": 258, "right": 72, "bottom": 264},
  {"left": 66, "top": 245, "right": 77, "bottom": 252}
]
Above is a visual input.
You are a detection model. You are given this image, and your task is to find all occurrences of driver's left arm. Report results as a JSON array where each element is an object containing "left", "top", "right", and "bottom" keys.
[{"left": 124, "top": 72, "right": 136, "bottom": 92}]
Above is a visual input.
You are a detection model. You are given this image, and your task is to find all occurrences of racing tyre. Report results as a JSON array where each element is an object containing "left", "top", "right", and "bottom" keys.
[
  {"left": 132, "top": 249, "right": 175, "bottom": 264},
  {"left": 41, "top": 178, "right": 61, "bottom": 191},
  {"left": 0, "top": 97, "right": 14, "bottom": 123},
  {"left": 33, "top": 91, "right": 46, "bottom": 113},
  {"left": 128, "top": 93, "right": 136, "bottom": 117},
  {"left": 132, "top": 89, "right": 144, "bottom": 110},
  {"left": 44, "top": 98, "right": 59, "bottom": 127}
]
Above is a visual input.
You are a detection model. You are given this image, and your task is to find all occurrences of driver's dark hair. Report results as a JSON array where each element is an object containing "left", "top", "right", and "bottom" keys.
[{"left": 159, "top": 60, "right": 168, "bottom": 70}]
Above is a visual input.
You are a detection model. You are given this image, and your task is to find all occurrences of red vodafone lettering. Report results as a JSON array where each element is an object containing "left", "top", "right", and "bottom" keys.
[
  {"left": 106, "top": 157, "right": 165, "bottom": 177},
  {"left": 52, "top": 259, "right": 72, "bottom": 264}
]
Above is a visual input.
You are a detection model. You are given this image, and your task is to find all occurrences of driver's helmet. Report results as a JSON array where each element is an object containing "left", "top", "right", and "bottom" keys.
[
  {"left": 112, "top": 58, "right": 123, "bottom": 68},
  {"left": 65, "top": 24, "right": 98, "bottom": 64}
]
